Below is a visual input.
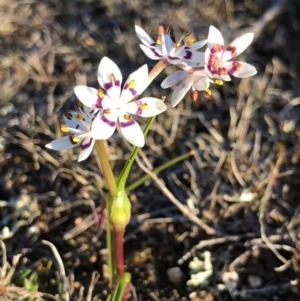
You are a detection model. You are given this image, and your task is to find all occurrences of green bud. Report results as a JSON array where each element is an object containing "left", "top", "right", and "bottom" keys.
[{"left": 110, "top": 189, "right": 131, "bottom": 232}]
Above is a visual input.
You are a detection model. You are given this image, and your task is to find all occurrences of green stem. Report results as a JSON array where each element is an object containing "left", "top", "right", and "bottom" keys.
[
  {"left": 94, "top": 140, "right": 117, "bottom": 287},
  {"left": 126, "top": 151, "right": 195, "bottom": 192},
  {"left": 117, "top": 115, "right": 157, "bottom": 190},
  {"left": 95, "top": 140, "right": 117, "bottom": 211}
]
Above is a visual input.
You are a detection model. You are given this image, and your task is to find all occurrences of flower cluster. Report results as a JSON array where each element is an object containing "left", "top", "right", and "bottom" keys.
[
  {"left": 46, "top": 25, "right": 257, "bottom": 161},
  {"left": 135, "top": 25, "right": 257, "bottom": 107},
  {"left": 46, "top": 57, "right": 167, "bottom": 161}
]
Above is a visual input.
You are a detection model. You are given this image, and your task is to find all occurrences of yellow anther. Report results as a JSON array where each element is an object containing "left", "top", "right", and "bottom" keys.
[
  {"left": 187, "top": 39, "right": 195, "bottom": 46},
  {"left": 139, "top": 103, "right": 148, "bottom": 110},
  {"left": 156, "top": 37, "right": 162, "bottom": 45},
  {"left": 76, "top": 113, "right": 83, "bottom": 120},
  {"left": 215, "top": 79, "right": 224, "bottom": 85},
  {"left": 98, "top": 89, "right": 104, "bottom": 98},
  {"left": 185, "top": 30, "right": 192, "bottom": 37},
  {"left": 203, "top": 89, "right": 212, "bottom": 98},
  {"left": 124, "top": 114, "right": 131, "bottom": 121},
  {"left": 71, "top": 135, "right": 80, "bottom": 143},
  {"left": 104, "top": 109, "right": 111, "bottom": 115},
  {"left": 129, "top": 80, "right": 135, "bottom": 89},
  {"left": 110, "top": 74, "right": 116, "bottom": 82},
  {"left": 60, "top": 124, "right": 69, "bottom": 133}
]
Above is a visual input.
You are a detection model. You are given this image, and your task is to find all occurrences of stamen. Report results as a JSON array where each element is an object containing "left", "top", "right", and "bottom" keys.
[
  {"left": 227, "top": 46, "right": 237, "bottom": 55},
  {"left": 185, "top": 30, "right": 192, "bottom": 37},
  {"left": 211, "top": 43, "right": 223, "bottom": 53},
  {"left": 110, "top": 74, "right": 116, "bottom": 82},
  {"left": 70, "top": 134, "right": 80, "bottom": 144},
  {"left": 156, "top": 26, "right": 165, "bottom": 45},
  {"left": 166, "top": 26, "right": 172, "bottom": 34},
  {"left": 76, "top": 113, "right": 83, "bottom": 120},
  {"left": 123, "top": 114, "right": 132, "bottom": 121},
  {"left": 215, "top": 79, "right": 223, "bottom": 85},
  {"left": 98, "top": 89, "right": 105, "bottom": 98},
  {"left": 75, "top": 99, "right": 82, "bottom": 108},
  {"left": 129, "top": 80, "right": 135, "bottom": 89},
  {"left": 190, "top": 90, "right": 198, "bottom": 101},
  {"left": 157, "top": 26, "right": 165, "bottom": 35},
  {"left": 187, "top": 39, "right": 195, "bottom": 46},
  {"left": 64, "top": 112, "right": 73, "bottom": 120},
  {"left": 60, "top": 124, "right": 69, "bottom": 133},
  {"left": 203, "top": 89, "right": 211, "bottom": 98},
  {"left": 104, "top": 109, "right": 111, "bottom": 115},
  {"left": 139, "top": 103, "right": 148, "bottom": 110}
]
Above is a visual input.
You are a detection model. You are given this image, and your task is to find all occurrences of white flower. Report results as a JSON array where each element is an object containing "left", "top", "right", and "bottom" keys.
[
  {"left": 161, "top": 68, "right": 212, "bottom": 107},
  {"left": 46, "top": 101, "right": 96, "bottom": 162},
  {"left": 205, "top": 26, "right": 257, "bottom": 81},
  {"left": 74, "top": 57, "right": 166, "bottom": 147},
  {"left": 135, "top": 25, "right": 207, "bottom": 70}
]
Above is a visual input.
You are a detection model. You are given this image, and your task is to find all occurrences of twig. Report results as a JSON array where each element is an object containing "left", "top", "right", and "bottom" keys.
[
  {"left": 259, "top": 149, "right": 288, "bottom": 265},
  {"left": 86, "top": 271, "right": 100, "bottom": 301},
  {"left": 133, "top": 156, "right": 218, "bottom": 236},
  {"left": 178, "top": 234, "right": 255, "bottom": 264},
  {"left": 42, "top": 240, "right": 69, "bottom": 301}
]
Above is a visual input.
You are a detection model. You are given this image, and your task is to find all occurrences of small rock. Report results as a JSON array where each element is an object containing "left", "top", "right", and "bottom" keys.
[
  {"left": 247, "top": 275, "right": 262, "bottom": 288},
  {"left": 167, "top": 267, "right": 183, "bottom": 284}
]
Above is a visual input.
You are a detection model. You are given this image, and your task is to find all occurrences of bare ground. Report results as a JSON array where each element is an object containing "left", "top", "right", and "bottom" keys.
[{"left": 0, "top": 0, "right": 300, "bottom": 300}]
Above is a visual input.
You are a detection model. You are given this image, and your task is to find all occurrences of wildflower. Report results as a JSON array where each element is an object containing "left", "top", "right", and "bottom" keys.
[
  {"left": 161, "top": 67, "right": 212, "bottom": 107},
  {"left": 205, "top": 26, "right": 257, "bottom": 81},
  {"left": 46, "top": 101, "right": 96, "bottom": 162},
  {"left": 135, "top": 25, "right": 207, "bottom": 70},
  {"left": 74, "top": 57, "right": 166, "bottom": 147}
]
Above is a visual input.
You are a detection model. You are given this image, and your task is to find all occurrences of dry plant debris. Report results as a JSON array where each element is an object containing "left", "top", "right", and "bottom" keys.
[{"left": 0, "top": 0, "right": 300, "bottom": 300}]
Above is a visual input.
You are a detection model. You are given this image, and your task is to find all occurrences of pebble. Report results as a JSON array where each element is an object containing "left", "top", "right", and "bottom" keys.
[
  {"left": 167, "top": 267, "right": 183, "bottom": 284},
  {"left": 247, "top": 275, "right": 262, "bottom": 288}
]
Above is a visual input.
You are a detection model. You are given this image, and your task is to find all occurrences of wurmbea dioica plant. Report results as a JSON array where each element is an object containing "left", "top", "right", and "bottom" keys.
[{"left": 46, "top": 24, "right": 257, "bottom": 300}]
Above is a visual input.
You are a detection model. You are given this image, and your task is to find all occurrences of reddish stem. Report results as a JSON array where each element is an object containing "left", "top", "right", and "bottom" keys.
[{"left": 114, "top": 228, "right": 125, "bottom": 279}]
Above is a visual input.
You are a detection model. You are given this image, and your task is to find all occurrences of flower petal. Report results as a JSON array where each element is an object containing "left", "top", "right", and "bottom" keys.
[
  {"left": 161, "top": 71, "right": 188, "bottom": 88},
  {"left": 189, "top": 39, "right": 208, "bottom": 50},
  {"left": 207, "top": 26, "right": 224, "bottom": 53},
  {"left": 192, "top": 74, "right": 210, "bottom": 91},
  {"left": 118, "top": 116, "right": 145, "bottom": 147},
  {"left": 46, "top": 136, "right": 77, "bottom": 151},
  {"left": 222, "top": 33, "right": 254, "bottom": 61},
  {"left": 91, "top": 111, "right": 117, "bottom": 140},
  {"left": 171, "top": 77, "right": 193, "bottom": 107},
  {"left": 97, "top": 57, "right": 122, "bottom": 101},
  {"left": 140, "top": 44, "right": 163, "bottom": 60},
  {"left": 225, "top": 61, "right": 257, "bottom": 78},
  {"left": 135, "top": 25, "right": 155, "bottom": 47},
  {"left": 121, "top": 65, "right": 148, "bottom": 104},
  {"left": 74, "top": 86, "right": 98, "bottom": 107},
  {"left": 78, "top": 137, "right": 95, "bottom": 162},
  {"left": 125, "top": 98, "right": 166, "bottom": 117}
]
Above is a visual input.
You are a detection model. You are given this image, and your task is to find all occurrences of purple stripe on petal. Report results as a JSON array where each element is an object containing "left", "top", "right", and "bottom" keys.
[
  {"left": 115, "top": 80, "right": 121, "bottom": 87},
  {"left": 80, "top": 138, "right": 93, "bottom": 150},
  {"left": 183, "top": 50, "right": 192, "bottom": 60},
  {"left": 100, "top": 114, "right": 116, "bottom": 127},
  {"left": 129, "top": 88, "right": 137, "bottom": 96},
  {"left": 150, "top": 46, "right": 163, "bottom": 58},
  {"left": 135, "top": 108, "right": 142, "bottom": 115},
  {"left": 120, "top": 119, "right": 135, "bottom": 128},
  {"left": 96, "top": 97, "right": 104, "bottom": 109},
  {"left": 123, "top": 83, "right": 129, "bottom": 90},
  {"left": 104, "top": 82, "right": 113, "bottom": 90},
  {"left": 168, "top": 56, "right": 180, "bottom": 60}
]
